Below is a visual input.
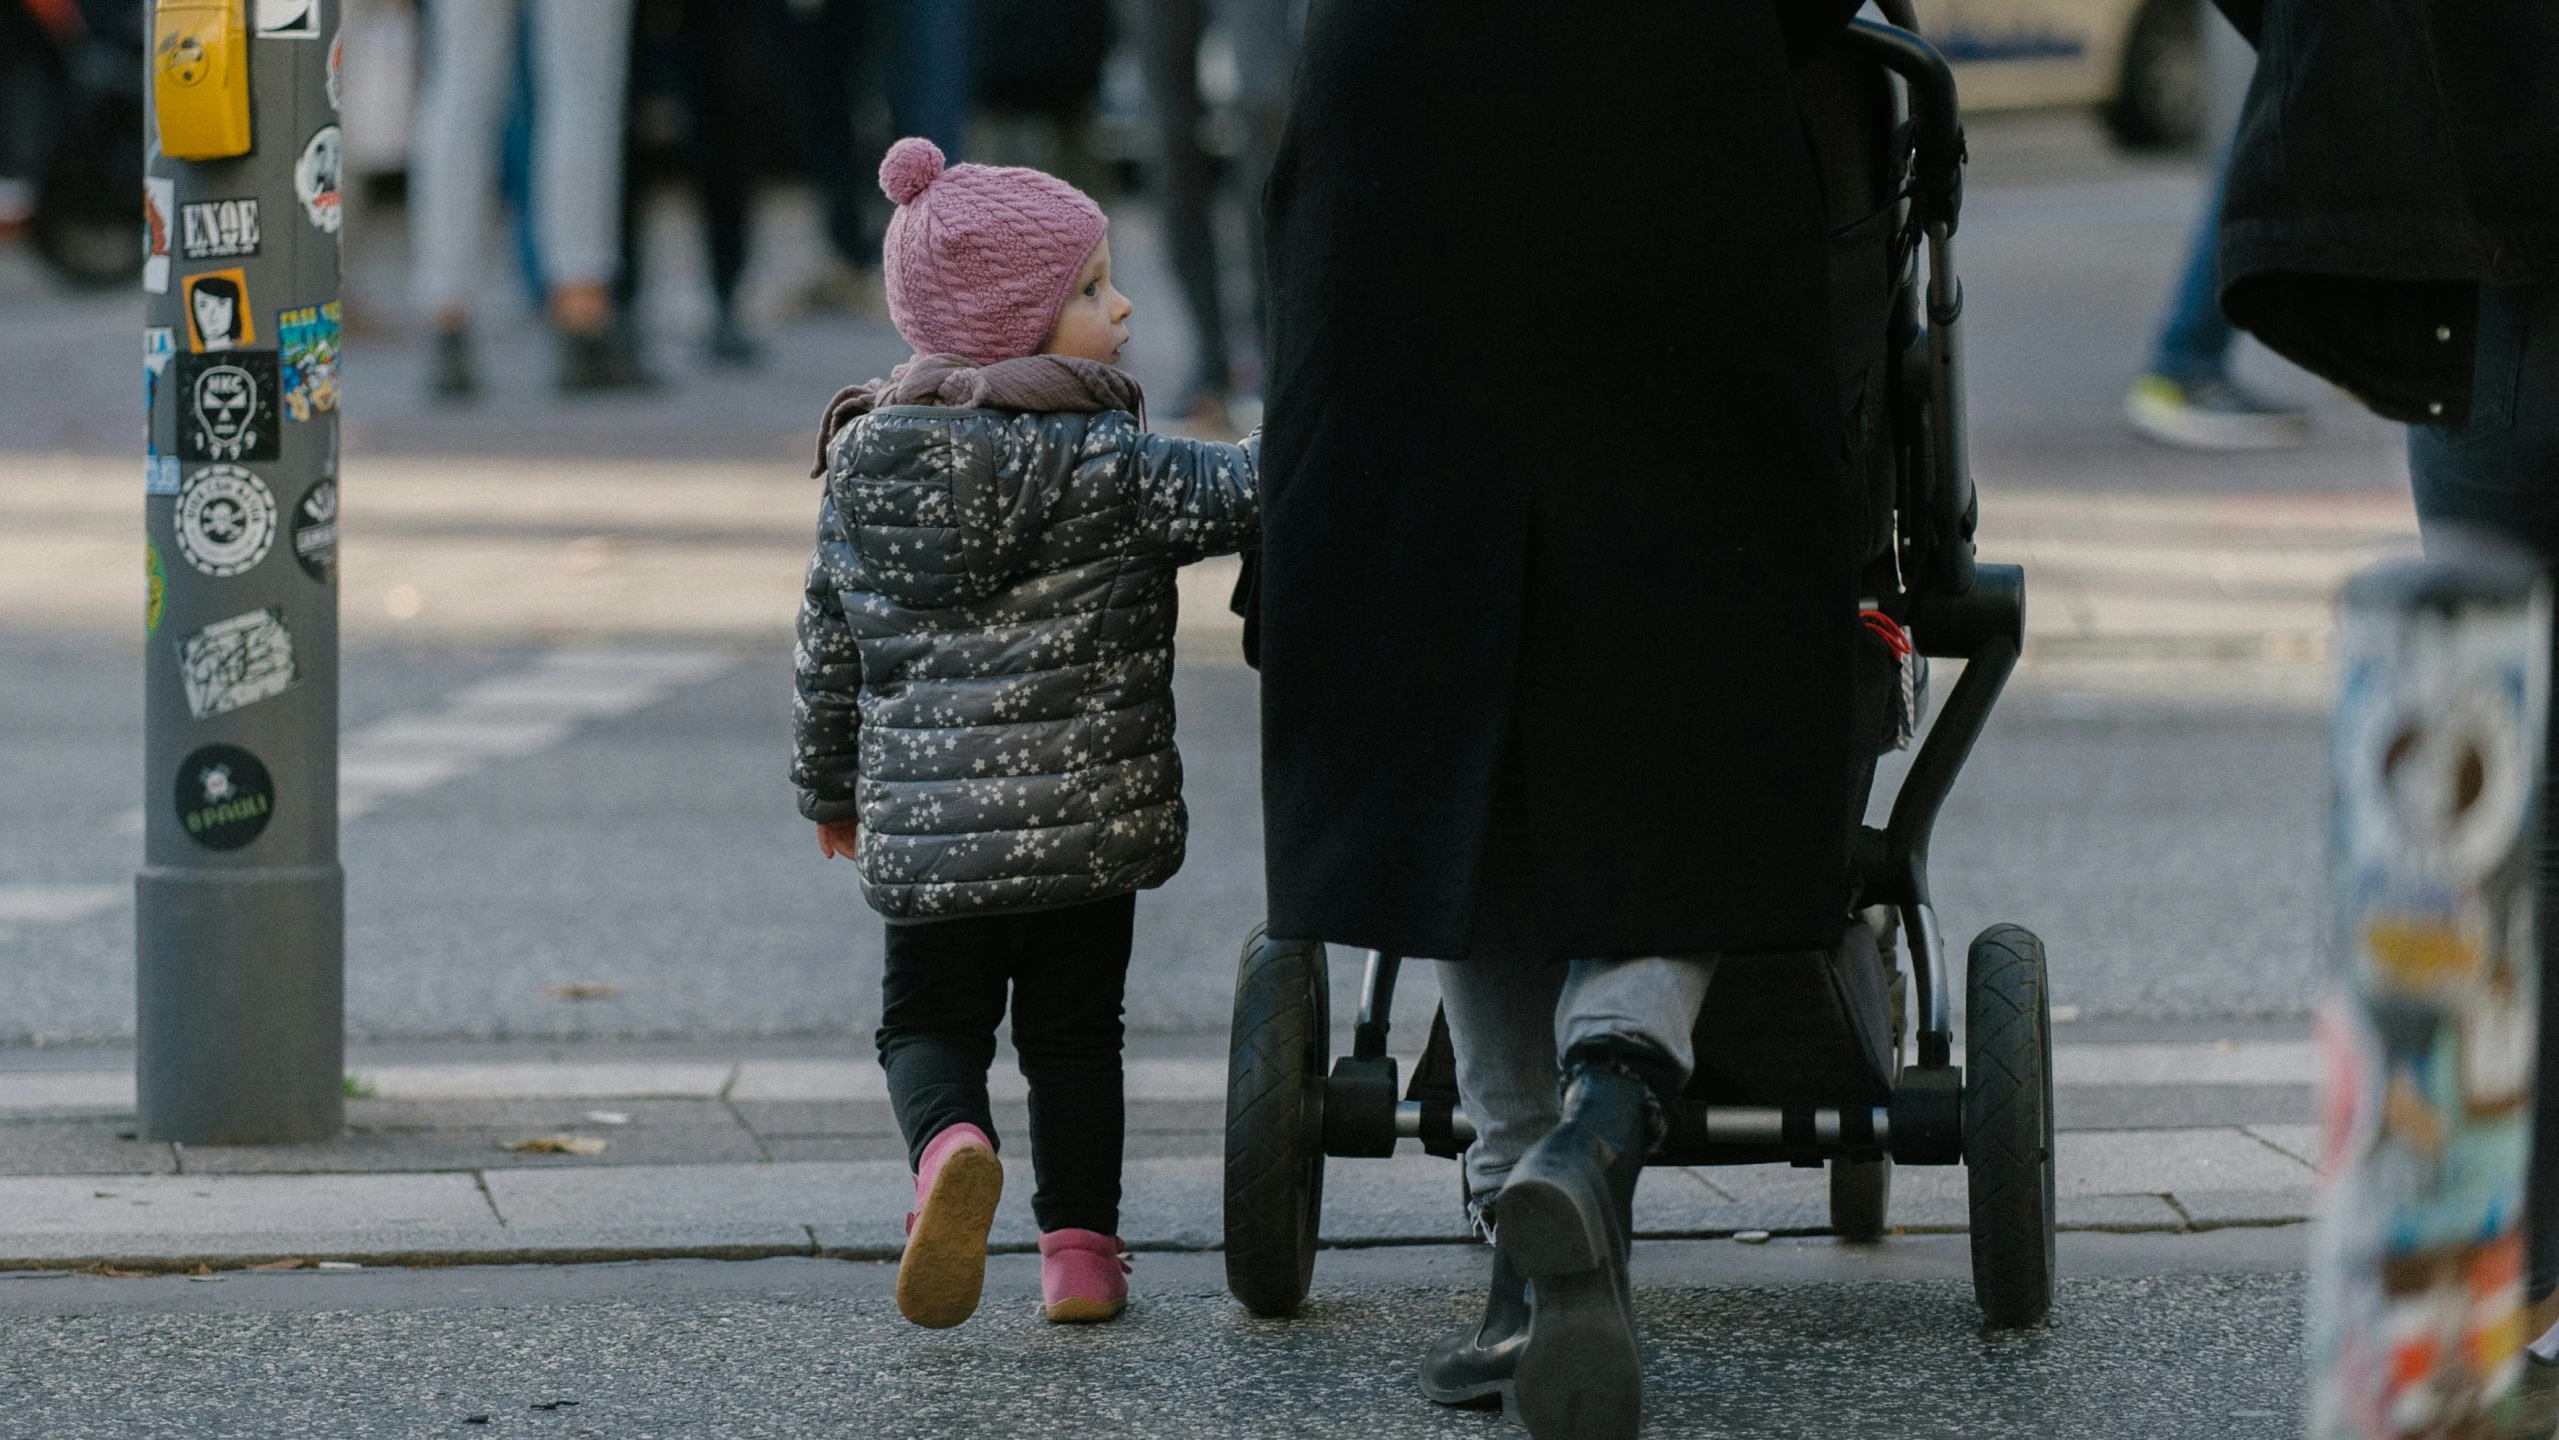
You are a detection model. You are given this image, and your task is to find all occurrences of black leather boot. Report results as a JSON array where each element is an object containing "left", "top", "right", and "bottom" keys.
[
  {"left": 1418, "top": 1241, "right": 1530, "bottom": 1408},
  {"left": 1496, "top": 1051, "right": 1662, "bottom": 1440}
]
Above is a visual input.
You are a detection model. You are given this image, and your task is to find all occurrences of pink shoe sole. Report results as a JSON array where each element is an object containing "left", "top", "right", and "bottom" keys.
[
  {"left": 896, "top": 1140, "right": 1003, "bottom": 1329},
  {"left": 1043, "top": 1294, "right": 1127, "bottom": 1324}
]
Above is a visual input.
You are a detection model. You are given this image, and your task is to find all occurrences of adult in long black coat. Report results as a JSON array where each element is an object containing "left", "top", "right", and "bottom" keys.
[
  {"left": 1260, "top": 0, "right": 1866, "bottom": 963},
  {"left": 1257, "top": 3, "right": 1866, "bottom": 1436}
]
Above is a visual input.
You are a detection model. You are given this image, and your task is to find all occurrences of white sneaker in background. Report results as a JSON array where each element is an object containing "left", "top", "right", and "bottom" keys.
[{"left": 2125, "top": 373, "right": 2314, "bottom": 451}]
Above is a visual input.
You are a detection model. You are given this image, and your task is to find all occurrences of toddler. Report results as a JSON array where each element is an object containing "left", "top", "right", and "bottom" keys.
[{"left": 792, "top": 139, "right": 1258, "bottom": 1329}]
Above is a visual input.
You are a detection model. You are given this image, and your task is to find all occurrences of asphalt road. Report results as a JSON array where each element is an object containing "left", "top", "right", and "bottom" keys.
[
  {"left": 0, "top": 1238, "right": 2304, "bottom": 1439},
  {"left": 0, "top": 630, "right": 2328, "bottom": 1044}
]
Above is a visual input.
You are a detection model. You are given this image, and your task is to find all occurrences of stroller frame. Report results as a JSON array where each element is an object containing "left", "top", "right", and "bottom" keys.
[{"left": 1223, "top": 18, "right": 2055, "bottom": 1331}]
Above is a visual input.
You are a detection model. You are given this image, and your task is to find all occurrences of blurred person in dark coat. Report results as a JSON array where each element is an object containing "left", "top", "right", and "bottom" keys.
[{"left": 1254, "top": 3, "right": 1864, "bottom": 1436}]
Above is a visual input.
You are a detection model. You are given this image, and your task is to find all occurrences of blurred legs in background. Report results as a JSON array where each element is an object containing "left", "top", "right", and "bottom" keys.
[
  {"left": 1139, "top": 0, "right": 1300, "bottom": 427},
  {"left": 680, "top": 0, "right": 760, "bottom": 366},
  {"left": 1140, "top": 0, "right": 1228, "bottom": 417},
  {"left": 410, "top": 0, "right": 638, "bottom": 397},
  {"left": 791, "top": 0, "right": 885, "bottom": 312},
  {"left": 2123, "top": 139, "right": 2311, "bottom": 451},
  {"left": 889, "top": 0, "right": 971, "bottom": 163}
]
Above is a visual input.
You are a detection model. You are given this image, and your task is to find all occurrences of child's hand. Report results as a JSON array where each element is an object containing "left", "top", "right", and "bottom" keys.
[{"left": 816, "top": 820, "right": 860, "bottom": 861}]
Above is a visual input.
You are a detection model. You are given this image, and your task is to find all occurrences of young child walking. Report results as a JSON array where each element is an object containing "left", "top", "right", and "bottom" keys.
[{"left": 792, "top": 138, "right": 1259, "bottom": 1329}]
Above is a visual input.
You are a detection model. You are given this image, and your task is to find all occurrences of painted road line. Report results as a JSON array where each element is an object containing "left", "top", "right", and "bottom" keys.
[
  {"left": 2050, "top": 1041, "right": 2316, "bottom": 1087},
  {"left": 0, "top": 884, "right": 122, "bottom": 928},
  {"left": 82, "top": 645, "right": 738, "bottom": 849},
  {"left": 339, "top": 647, "right": 731, "bottom": 820}
]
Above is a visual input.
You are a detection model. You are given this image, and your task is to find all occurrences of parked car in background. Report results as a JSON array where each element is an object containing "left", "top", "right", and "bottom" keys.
[{"left": 1915, "top": 0, "right": 2205, "bottom": 148}]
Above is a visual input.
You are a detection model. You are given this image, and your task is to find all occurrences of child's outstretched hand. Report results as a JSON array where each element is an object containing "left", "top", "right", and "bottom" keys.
[{"left": 816, "top": 820, "right": 860, "bottom": 861}]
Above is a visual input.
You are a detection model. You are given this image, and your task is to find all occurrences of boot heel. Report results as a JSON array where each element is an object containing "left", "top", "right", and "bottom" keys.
[{"left": 1496, "top": 1170, "right": 1608, "bottom": 1278}]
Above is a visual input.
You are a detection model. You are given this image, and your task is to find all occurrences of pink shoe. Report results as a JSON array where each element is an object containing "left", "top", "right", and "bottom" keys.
[
  {"left": 1039, "top": 1228, "right": 1131, "bottom": 1323},
  {"left": 897, "top": 1123, "right": 1003, "bottom": 1329}
]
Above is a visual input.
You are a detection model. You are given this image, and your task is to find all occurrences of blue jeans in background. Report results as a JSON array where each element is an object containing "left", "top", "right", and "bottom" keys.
[
  {"left": 2407, "top": 281, "right": 2559, "bottom": 1302},
  {"left": 2148, "top": 143, "right": 2241, "bottom": 386}
]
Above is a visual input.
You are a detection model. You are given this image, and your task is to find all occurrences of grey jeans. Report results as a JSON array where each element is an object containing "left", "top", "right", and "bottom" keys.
[
  {"left": 1435, "top": 951, "right": 1714, "bottom": 1209},
  {"left": 410, "top": 0, "right": 635, "bottom": 312}
]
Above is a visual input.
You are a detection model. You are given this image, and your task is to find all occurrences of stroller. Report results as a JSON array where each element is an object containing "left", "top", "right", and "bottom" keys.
[{"left": 1221, "top": 14, "right": 2054, "bottom": 1330}]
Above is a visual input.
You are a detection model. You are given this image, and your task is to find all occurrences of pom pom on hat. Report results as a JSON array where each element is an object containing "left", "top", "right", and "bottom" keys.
[
  {"left": 880, "top": 138, "right": 945, "bottom": 206},
  {"left": 875, "top": 137, "right": 1110, "bottom": 363}
]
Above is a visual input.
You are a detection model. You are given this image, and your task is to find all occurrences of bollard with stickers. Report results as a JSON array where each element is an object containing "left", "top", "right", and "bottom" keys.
[
  {"left": 138, "top": 0, "right": 344, "bottom": 1144},
  {"left": 2312, "top": 547, "right": 2549, "bottom": 1437}
]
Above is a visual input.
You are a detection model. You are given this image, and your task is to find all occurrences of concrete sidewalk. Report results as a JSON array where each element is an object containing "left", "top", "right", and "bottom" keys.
[{"left": 0, "top": 1039, "right": 2322, "bottom": 1273}]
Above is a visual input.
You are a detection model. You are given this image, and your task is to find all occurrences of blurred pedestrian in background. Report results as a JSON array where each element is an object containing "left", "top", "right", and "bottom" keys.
[
  {"left": 411, "top": 0, "right": 645, "bottom": 397},
  {"left": 675, "top": 0, "right": 762, "bottom": 366},
  {"left": 2202, "top": 0, "right": 2559, "bottom": 1424},
  {"left": 1141, "top": 0, "right": 1297, "bottom": 428},
  {"left": 785, "top": 0, "right": 975, "bottom": 316},
  {"left": 2122, "top": 140, "right": 2310, "bottom": 450}
]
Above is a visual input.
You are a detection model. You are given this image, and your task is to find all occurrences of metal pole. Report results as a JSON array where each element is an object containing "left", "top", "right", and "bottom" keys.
[
  {"left": 137, "top": 0, "right": 343, "bottom": 1144},
  {"left": 2312, "top": 547, "right": 2547, "bottom": 1435}
]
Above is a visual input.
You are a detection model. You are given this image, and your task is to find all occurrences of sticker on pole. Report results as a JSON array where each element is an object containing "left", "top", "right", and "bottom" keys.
[
  {"left": 254, "top": 0, "right": 320, "bottom": 37},
  {"left": 294, "top": 126, "right": 343, "bottom": 234},
  {"left": 142, "top": 177, "right": 173, "bottom": 294},
  {"left": 277, "top": 302, "right": 340, "bottom": 419},
  {"left": 176, "top": 608, "right": 299, "bottom": 719},
  {"left": 174, "top": 464, "right": 277, "bottom": 577},
  {"left": 181, "top": 267, "right": 255, "bottom": 351},
  {"left": 326, "top": 26, "right": 342, "bottom": 109},
  {"left": 174, "top": 743, "right": 274, "bottom": 851},
  {"left": 145, "top": 326, "right": 175, "bottom": 464},
  {"left": 291, "top": 478, "right": 337, "bottom": 582},
  {"left": 146, "top": 543, "right": 167, "bottom": 635},
  {"left": 176, "top": 351, "right": 278, "bottom": 462},
  {"left": 179, "top": 197, "right": 260, "bottom": 260}
]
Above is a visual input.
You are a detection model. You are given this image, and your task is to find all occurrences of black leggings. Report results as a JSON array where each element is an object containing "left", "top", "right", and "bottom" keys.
[{"left": 876, "top": 893, "right": 1135, "bottom": 1235}]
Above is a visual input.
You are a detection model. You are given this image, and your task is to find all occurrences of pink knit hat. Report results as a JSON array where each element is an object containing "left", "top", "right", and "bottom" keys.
[{"left": 878, "top": 138, "right": 1110, "bottom": 364}]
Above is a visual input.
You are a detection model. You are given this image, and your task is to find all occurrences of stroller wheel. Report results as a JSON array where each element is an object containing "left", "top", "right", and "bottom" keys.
[
  {"left": 1963, "top": 924, "right": 2057, "bottom": 1327},
  {"left": 1224, "top": 925, "right": 1329, "bottom": 1317},
  {"left": 1828, "top": 1154, "right": 1893, "bottom": 1242}
]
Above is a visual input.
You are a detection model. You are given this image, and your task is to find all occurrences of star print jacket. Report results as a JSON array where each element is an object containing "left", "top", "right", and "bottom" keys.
[{"left": 792, "top": 404, "right": 1259, "bottom": 920}]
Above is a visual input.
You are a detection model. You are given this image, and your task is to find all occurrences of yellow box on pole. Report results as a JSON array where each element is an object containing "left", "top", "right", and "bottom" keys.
[{"left": 152, "top": 0, "right": 251, "bottom": 161}]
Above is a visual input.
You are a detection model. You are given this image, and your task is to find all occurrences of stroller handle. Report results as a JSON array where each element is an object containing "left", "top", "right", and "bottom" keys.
[
  {"left": 1841, "top": 17, "right": 1979, "bottom": 595},
  {"left": 1839, "top": 19, "right": 1965, "bottom": 237}
]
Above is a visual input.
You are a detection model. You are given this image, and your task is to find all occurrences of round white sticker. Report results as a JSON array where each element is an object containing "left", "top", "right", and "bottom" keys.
[
  {"left": 295, "top": 125, "right": 343, "bottom": 234},
  {"left": 175, "top": 465, "right": 278, "bottom": 578}
]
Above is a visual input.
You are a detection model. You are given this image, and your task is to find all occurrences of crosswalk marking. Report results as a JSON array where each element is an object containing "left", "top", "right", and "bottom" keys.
[{"left": 39, "top": 647, "right": 734, "bottom": 928}]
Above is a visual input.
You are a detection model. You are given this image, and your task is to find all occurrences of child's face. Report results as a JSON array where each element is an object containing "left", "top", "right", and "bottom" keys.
[{"left": 1042, "top": 238, "right": 1131, "bottom": 365}]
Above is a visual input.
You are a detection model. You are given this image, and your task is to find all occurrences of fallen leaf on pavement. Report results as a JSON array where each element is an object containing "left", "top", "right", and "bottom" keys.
[
  {"left": 542, "top": 983, "right": 619, "bottom": 1001},
  {"left": 507, "top": 1134, "right": 609, "bottom": 1155}
]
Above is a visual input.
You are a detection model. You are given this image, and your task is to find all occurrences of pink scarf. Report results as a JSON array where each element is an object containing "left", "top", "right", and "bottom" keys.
[{"left": 811, "top": 353, "right": 1147, "bottom": 477}]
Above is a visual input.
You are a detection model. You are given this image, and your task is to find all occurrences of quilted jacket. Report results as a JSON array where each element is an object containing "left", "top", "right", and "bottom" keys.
[{"left": 792, "top": 404, "right": 1258, "bottom": 919}]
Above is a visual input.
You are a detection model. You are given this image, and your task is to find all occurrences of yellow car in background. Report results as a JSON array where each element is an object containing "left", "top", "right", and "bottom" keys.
[{"left": 1912, "top": 0, "right": 2206, "bottom": 147}]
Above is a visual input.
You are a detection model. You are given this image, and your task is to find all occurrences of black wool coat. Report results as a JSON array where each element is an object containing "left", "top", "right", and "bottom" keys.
[
  {"left": 2210, "top": 0, "right": 2559, "bottom": 424},
  {"left": 1257, "top": 0, "right": 1868, "bottom": 963}
]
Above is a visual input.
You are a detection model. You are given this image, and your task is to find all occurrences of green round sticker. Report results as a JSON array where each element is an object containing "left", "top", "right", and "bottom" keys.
[{"left": 146, "top": 542, "right": 166, "bottom": 635}]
